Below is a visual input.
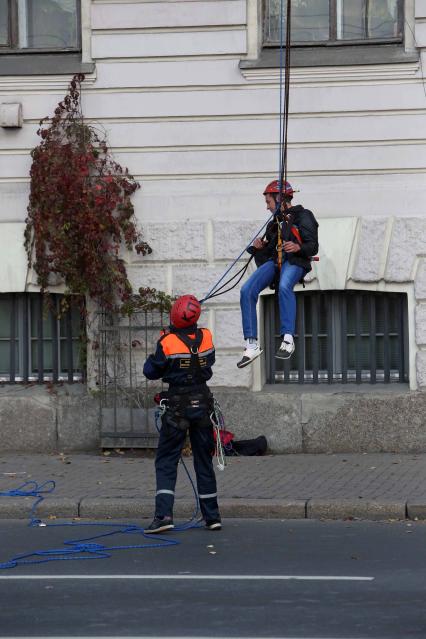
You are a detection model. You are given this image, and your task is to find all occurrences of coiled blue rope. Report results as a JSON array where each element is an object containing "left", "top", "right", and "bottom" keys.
[{"left": 0, "top": 418, "right": 203, "bottom": 570}]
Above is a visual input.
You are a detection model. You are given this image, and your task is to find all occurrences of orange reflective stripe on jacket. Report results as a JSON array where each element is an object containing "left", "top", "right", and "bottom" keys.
[{"left": 161, "top": 328, "right": 214, "bottom": 358}]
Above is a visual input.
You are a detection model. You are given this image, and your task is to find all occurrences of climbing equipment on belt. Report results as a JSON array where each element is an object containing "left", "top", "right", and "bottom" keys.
[{"left": 210, "top": 399, "right": 227, "bottom": 471}]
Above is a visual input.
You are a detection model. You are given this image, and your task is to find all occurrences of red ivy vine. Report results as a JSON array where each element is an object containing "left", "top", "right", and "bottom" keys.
[{"left": 25, "top": 74, "right": 151, "bottom": 312}]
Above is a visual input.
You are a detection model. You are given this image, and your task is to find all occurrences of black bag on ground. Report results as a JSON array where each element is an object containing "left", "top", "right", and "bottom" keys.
[{"left": 227, "top": 435, "right": 268, "bottom": 456}]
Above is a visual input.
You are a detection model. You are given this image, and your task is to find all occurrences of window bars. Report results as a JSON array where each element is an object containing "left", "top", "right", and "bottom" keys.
[
  {"left": 97, "top": 308, "right": 166, "bottom": 448},
  {"left": 0, "top": 293, "right": 83, "bottom": 383},
  {"left": 265, "top": 290, "right": 409, "bottom": 384}
]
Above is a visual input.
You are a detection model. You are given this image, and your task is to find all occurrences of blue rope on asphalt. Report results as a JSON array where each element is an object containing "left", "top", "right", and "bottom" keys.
[{"left": 0, "top": 420, "right": 203, "bottom": 570}]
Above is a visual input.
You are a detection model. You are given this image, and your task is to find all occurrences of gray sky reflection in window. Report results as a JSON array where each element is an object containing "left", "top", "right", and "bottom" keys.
[
  {"left": 264, "top": 0, "right": 400, "bottom": 44},
  {"left": 18, "top": 0, "right": 78, "bottom": 49},
  {"left": 0, "top": 0, "right": 9, "bottom": 45},
  {"left": 265, "top": 0, "right": 329, "bottom": 43},
  {"left": 339, "top": 0, "right": 399, "bottom": 40}
]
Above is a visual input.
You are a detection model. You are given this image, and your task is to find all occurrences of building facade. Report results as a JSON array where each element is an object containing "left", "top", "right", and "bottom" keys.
[{"left": 0, "top": 0, "right": 426, "bottom": 451}]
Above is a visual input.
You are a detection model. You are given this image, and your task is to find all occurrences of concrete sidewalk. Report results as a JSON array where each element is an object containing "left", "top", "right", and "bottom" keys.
[{"left": 1, "top": 451, "right": 426, "bottom": 521}]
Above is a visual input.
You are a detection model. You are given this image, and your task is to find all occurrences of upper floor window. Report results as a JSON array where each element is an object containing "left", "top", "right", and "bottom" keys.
[
  {"left": 0, "top": 0, "right": 80, "bottom": 52},
  {"left": 264, "top": 0, "right": 403, "bottom": 46}
]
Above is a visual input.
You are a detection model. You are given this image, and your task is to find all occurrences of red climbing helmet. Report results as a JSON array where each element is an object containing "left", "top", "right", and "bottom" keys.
[
  {"left": 263, "top": 180, "right": 294, "bottom": 197},
  {"left": 170, "top": 295, "right": 201, "bottom": 328}
]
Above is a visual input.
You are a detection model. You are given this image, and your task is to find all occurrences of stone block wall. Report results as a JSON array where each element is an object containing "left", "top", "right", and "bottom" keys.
[
  {"left": 128, "top": 215, "right": 426, "bottom": 391},
  {"left": 0, "top": 386, "right": 99, "bottom": 452}
]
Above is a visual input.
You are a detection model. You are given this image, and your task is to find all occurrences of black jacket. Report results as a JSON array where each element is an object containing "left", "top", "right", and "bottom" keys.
[{"left": 249, "top": 205, "right": 319, "bottom": 273}]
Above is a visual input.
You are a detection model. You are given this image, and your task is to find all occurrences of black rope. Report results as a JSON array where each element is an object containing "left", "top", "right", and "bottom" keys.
[
  {"left": 279, "top": 0, "right": 292, "bottom": 202},
  {"left": 200, "top": 256, "right": 254, "bottom": 303},
  {"left": 201, "top": 2, "right": 292, "bottom": 304}
]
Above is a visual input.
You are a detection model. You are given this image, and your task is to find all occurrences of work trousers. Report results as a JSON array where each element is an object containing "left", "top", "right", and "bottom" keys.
[
  {"left": 240, "top": 259, "right": 305, "bottom": 339},
  {"left": 155, "top": 415, "right": 220, "bottom": 522}
]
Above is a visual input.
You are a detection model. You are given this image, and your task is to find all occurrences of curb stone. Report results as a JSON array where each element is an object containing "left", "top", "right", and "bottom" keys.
[
  {"left": 0, "top": 497, "right": 421, "bottom": 521},
  {"left": 307, "top": 499, "right": 406, "bottom": 521},
  {"left": 406, "top": 502, "right": 426, "bottom": 520},
  {"left": 219, "top": 499, "right": 306, "bottom": 519}
]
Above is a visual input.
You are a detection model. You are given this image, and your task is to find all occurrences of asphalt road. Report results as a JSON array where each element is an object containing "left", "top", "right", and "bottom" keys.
[{"left": 0, "top": 518, "right": 425, "bottom": 638}]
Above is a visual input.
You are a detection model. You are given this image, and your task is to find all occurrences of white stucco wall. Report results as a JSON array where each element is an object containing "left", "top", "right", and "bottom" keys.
[{"left": 0, "top": 0, "right": 425, "bottom": 389}]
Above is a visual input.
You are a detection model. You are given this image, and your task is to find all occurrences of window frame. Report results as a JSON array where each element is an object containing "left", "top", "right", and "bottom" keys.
[
  {"left": 264, "top": 290, "right": 409, "bottom": 385},
  {"left": 263, "top": 0, "right": 405, "bottom": 48},
  {"left": 0, "top": 293, "right": 84, "bottom": 384},
  {"left": 0, "top": 0, "right": 81, "bottom": 54}
]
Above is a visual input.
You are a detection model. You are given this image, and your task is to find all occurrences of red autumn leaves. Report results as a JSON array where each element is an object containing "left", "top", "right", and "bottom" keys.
[{"left": 25, "top": 74, "right": 151, "bottom": 311}]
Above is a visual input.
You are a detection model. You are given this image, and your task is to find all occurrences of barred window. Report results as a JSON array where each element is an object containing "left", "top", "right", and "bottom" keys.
[
  {"left": 264, "top": 0, "right": 403, "bottom": 46},
  {"left": 0, "top": 293, "right": 84, "bottom": 383},
  {"left": 265, "top": 290, "right": 409, "bottom": 384},
  {"left": 0, "top": 0, "right": 80, "bottom": 52}
]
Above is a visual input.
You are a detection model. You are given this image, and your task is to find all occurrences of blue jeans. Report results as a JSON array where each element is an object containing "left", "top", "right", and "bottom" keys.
[{"left": 240, "top": 260, "right": 305, "bottom": 339}]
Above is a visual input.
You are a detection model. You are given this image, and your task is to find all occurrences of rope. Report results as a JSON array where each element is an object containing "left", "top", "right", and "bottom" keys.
[
  {"left": 0, "top": 480, "right": 182, "bottom": 569},
  {"left": 200, "top": 214, "right": 274, "bottom": 304},
  {"left": 201, "top": 257, "right": 253, "bottom": 302},
  {"left": 210, "top": 399, "right": 227, "bottom": 471},
  {"left": 0, "top": 425, "right": 205, "bottom": 570},
  {"left": 154, "top": 406, "right": 202, "bottom": 529},
  {"left": 201, "top": 1, "right": 292, "bottom": 302},
  {"left": 276, "top": 0, "right": 292, "bottom": 272},
  {"left": 279, "top": 0, "right": 292, "bottom": 200}
]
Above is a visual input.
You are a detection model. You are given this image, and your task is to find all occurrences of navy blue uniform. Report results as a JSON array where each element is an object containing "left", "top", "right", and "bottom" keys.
[{"left": 144, "top": 326, "right": 220, "bottom": 523}]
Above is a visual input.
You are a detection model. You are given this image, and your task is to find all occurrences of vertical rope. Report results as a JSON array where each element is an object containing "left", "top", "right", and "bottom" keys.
[{"left": 277, "top": 0, "right": 292, "bottom": 271}]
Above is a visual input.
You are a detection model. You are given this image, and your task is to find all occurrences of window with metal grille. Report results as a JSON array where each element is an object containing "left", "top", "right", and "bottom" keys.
[
  {"left": 0, "top": 293, "right": 84, "bottom": 383},
  {"left": 0, "top": 0, "right": 80, "bottom": 52},
  {"left": 264, "top": 290, "right": 409, "bottom": 384},
  {"left": 264, "top": 0, "right": 403, "bottom": 46}
]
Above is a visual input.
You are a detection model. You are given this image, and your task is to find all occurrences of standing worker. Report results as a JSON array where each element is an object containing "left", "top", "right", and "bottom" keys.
[
  {"left": 237, "top": 180, "right": 318, "bottom": 368},
  {"left": 143, "top": 295, "right": 222, "bottom": 533}
]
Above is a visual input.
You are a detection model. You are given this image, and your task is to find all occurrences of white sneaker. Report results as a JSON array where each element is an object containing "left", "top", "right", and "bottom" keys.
[
  {"left": 237, "top": 345, "right": 263, "bottom": 368},
  {"left": 275, "top": 339, "right": 295, "bottom": 360}
]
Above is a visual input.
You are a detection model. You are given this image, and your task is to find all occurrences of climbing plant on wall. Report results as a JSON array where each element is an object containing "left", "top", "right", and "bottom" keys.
[{"left": 24, "top": 73, "right": 153, "bottom": 313}]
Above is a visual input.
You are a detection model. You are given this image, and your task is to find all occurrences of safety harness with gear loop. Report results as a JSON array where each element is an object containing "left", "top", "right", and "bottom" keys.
[{"left": 155, "top": 327, "right": 227, "bottom": 469}]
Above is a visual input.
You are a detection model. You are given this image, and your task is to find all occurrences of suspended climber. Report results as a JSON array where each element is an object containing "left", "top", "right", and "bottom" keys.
[
  {"left": 143, "top": 295, "right": 221, "bottom": 534},
  {"left": 235, "top": 0, "right": 319, "bottom": 368},
  {"left": 237, "top": 180, "right": 319, "bottom": 369}
]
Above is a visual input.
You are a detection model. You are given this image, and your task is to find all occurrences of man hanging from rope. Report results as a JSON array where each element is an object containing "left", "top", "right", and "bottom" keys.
[
  {"left": 237, "top": 180, "right": 318, "bottom": 369},
  {"left": 143, "top": 295, "right": 221, "bottom": 533}
]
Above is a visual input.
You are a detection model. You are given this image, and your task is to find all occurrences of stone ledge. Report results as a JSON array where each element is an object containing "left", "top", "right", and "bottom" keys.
[
  {"left": 79, "top": 497, "right": 153, "bottom": 519},
  {"left": 0, "top": 497, "right": 34, "bottom": 519},
  {"left": 219, "top": 498, "right": 306, "bottom": 519},
  {"left": 37, "top": 497, "right": 80, "bottom": 519},
  {"left": 406, "top": 502, "right": 426, "bottom": 520},
  {"left": 1, "top": 496, "right": 419, "bottom": 521},
  {"left": 307, "top": 499, "right": 406, "bottom": 520}
]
